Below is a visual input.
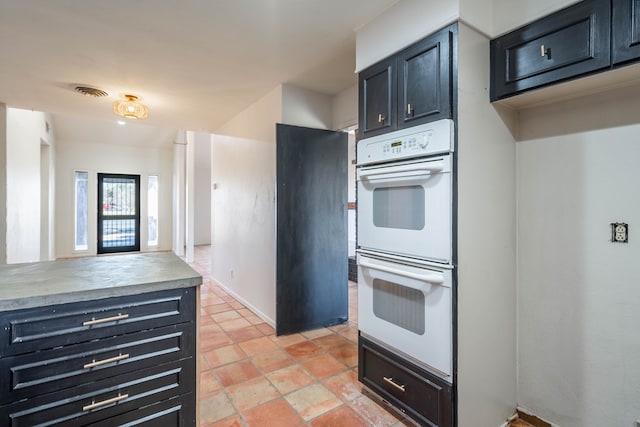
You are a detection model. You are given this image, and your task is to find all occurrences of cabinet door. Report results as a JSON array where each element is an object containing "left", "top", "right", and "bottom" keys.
[
  {"left": 490, "top": 0, "right": 610, "bottom": 101},
  {"left": 359, "top": 57, "right": 396, "bottom": 138},
  {"left": 397, "top": 27, "right": 452, "bottom": 129},
  {"left": 612, "top": 0, "right": 640, "bottom": 65}
]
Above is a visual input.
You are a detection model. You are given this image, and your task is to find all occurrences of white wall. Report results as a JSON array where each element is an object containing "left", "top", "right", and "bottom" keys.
[
  {"left": 55, "top": 138, "right": 173, "bottom": 258},
  {"left": 281, "top": 84, "right": 332, "bottom": 130},
  {"left": 516, "top": 92, "right": 640, "bottom": 427},
  {"left": 355, "top": 0, "right": 459, "bottom": 72},
  {"left": 457, "top": 23, "right": 518, "bottom": 426},
  {"left": 491, "top": 0, "right": 579, "bottom": 37},
  {"left": 332, "top": 84, "right": 358, "bottom": 132},
  {"left": 0, "top": 104, "right": 6, "bottom": 264},
  {"left": 5, "top": 108, "right": 51, "bottom": 264},
  {"left": 194, "top": 132, "right": 211, "bottom": 246},
  {"left": 211, "top": 86, "right": 282, "bottom": 325}
]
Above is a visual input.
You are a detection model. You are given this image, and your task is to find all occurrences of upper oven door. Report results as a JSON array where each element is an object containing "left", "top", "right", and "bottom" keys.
[{"left": 357, "top": 155, "right": 452, "bottom": 263}]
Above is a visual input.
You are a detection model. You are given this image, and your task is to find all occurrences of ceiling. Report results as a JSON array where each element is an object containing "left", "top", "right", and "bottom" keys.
[{"left": 0, "top": 0, "right": 397, "bottom": 140}]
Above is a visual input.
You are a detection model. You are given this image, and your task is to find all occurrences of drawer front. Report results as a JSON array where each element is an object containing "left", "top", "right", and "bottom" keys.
[
  {"left": 86, "top": 394, "right": 195, "bottom": 427},
  {"left": 612, "top": 0, "right": 640, "bottom": 65},
  {"left": 491, "top": 0, "right": 610, "bottom": 100},
  {"left": 0, "top": 359, "right": 194, "bottom": 427},
  {"left": 0, "top": 287, "right": 195, "bottom": 356},
  {"left": 358, "top": 336, "right": 452, "bottom": 427},
  {"left": 0, "top": 322, "right": 194, "bottom": 404}
]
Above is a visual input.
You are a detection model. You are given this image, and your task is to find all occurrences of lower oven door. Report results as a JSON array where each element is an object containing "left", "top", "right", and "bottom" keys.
[
  {"left": 357, "top": 155, "right": 452, "bottom": 263},
  {"left": 358, "top": 253, "right": 452, "bottom": 378}
]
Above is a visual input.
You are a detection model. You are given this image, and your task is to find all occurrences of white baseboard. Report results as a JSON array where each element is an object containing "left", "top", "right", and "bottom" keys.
[{"left": 209, "top": 276, "right": 276, "bottom": 328}]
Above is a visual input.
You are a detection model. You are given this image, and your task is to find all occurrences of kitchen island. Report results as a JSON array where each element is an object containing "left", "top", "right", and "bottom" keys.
[{"left": 0, "top": 251, "right": 202, "bottom": 426}]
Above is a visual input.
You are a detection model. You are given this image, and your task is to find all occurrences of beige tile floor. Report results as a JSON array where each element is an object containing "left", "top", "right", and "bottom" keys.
[{"left": 187, "top": 246, "right": 415, "bottom": 427}]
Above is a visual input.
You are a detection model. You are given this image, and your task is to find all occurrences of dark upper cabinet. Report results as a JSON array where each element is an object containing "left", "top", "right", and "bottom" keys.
[
  {"left": 359, "top": 57, "right": 396, "bottom": 138},
  {"left": 359, "top": 24, "right": 454, "bottom": 138},
  {"left": 397, "top": 28, "right": 452, "bottom": 129},
  {"left": 490, "top": 0, "right": 611, "bottom": 101},
  {"left": 612, "top": 0, "right": 640, "bottom": 64}
]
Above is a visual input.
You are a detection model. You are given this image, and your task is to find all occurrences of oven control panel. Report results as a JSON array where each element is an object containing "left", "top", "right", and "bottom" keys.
[{"left": 358, "top": 119, "right": 454, "bottom": 165}]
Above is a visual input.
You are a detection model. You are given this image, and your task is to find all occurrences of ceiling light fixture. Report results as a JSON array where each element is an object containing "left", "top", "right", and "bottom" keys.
[{"left": 113, "top": 94, "right": 149, "bottom": 120}]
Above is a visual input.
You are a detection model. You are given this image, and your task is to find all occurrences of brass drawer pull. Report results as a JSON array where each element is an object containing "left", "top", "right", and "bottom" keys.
[
  {"left": 82, "top": 393, "right": 128, "bottom": 411},
  {"left": 540, "top": 44, "right": 549, "bottom": 58},
  {"left": 84, "top": 353, "right": 130, "bottom": 369},
  {"left": 383, "top": 376, "right": 406, "bottom": 392},
  {"left": 83, "top": 313, "right": 129, "bottom": 326}
]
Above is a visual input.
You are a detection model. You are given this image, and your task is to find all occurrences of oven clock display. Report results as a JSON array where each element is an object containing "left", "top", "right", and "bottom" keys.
[{"left": 391, "top": 141, "right": 402, "bottom": 147}]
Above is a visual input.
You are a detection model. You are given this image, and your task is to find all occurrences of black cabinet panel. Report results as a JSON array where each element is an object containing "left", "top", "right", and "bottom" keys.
[
  {"left": 0, "top": 287, "right": 197, "bottom": 426},
  {"left": 86, "top": 394, "right": 195, "bottom": 427},
  {"left": 359, "top": 336, "right": 452, "bottom": 427},
  {"left": 358, "top": 24, "right": 455, "bottom": 138},
  {"left": 491, "top": 0, "right": 610, "bottom": 101},
  {"left": 0, "top": 323, "right": 193, "bottom": 404},
  {"left": 0, "top": 359, "right": 194, "bottom": 427},
  {"left": 612, "top": 0, "right": 640, "bottom": 64},
  {"left": 0, "top": 287, "right": 195, "bottom": 356},
  {"left": 359, "top": 58, "right": 396, "bottom": 138},
  {"left": 398, "top": 27, "right": 452, "bottom": 129}
]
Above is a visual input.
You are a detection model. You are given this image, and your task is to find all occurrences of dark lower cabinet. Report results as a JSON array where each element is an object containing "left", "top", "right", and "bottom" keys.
[
  {"left": 0, "top": 288, "right": 197, "bottom": 426},
  {"left": 612, "top": 0, "right": 640, "bottom": 65},
  {"left": 490, "top": 0, "right": 611, "bottom": 101},
  {"left": 359, "top": 335, "right": 453, "bottom": 427}
]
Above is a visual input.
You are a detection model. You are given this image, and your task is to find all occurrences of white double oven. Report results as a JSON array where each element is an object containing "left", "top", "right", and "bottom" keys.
[{"left": 357, "top": 119, "right": 454, "bottom": 379}]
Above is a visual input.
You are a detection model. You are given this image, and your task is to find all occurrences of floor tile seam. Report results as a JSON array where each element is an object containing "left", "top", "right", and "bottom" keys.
[{"left": 238, "top": 394, "right": 310, "bottom": 427}]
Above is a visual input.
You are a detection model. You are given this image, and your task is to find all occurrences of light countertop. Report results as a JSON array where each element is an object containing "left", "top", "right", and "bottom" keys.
[{"left": 0, "top": 251, "right": 202, "bottom": 311}]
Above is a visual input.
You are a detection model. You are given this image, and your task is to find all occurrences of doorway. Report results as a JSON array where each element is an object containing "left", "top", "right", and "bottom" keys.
[{"left": 97, "top": 173, "right": 140, "bottom": 254}]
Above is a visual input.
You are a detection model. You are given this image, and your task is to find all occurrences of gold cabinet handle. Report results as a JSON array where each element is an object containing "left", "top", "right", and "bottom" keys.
[
  {"left": 84, "top": 353, "right": 130, "bottom": 369},
  {"left": 83, "top": 313, "right": 129, "bottom": 326},
  {"left": 82, "top": 393, "right": 128, "bottom": 411},
  {"left": 383, "top": 376, "right": 406, "bottom": 392},
  {"left": 377, "top": 113, "right": 385, "bottom": 124},
  {"left": 407, "top": 103, "right": 413, "bottom": 116}
]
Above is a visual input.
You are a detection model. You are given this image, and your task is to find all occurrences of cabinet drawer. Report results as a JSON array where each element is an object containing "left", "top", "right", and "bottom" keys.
[
  {"left": 0, "top": 359, "right": 194, "bottom": 427},
  {"left": 612, "top": 0, "right": 640, "bottom": 65},
  {"left": 0, "top": 322, "right": 194, "bottom": 404},
  {"left": 359, "top": 336, "right": 452, "bottom": 427},
  {"left": 490, "top": 0, "right": 610, "bottom": 101},
  {"left": 87, "top": 394, "right": 195, "bottom": 427},
  {"left": 0, "top": 287, "right": 195, "bottom": 356}
]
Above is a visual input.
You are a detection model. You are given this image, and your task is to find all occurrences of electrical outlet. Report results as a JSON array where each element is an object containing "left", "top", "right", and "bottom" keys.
[{"left": 611, "top": 222, "right": 628, "bottom": 243}]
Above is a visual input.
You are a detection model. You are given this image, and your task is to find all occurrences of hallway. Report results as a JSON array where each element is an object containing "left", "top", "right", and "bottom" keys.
[{"left": 188, "top": 246, "right": 414, "bottom": 426}]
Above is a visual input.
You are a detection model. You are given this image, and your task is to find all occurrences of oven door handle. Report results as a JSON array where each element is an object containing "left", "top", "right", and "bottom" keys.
[
  {"left": 359, "top": 260, "right": 445, "bottom": 285},
  {"left": 358, "top": 161, "right": 444, "bottom": 180}
]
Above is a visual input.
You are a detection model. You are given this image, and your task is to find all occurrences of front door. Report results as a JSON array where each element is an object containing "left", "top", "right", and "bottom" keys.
[
  {"left": 276, "top": 124, "right": 348, "bottom": 335},
  {"left": 97, "top": 173, "right": 140, "bottom": 254}
]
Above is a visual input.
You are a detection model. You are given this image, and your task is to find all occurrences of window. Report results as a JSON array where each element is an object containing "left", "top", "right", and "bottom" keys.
[
  {"left": 97, "top": 173, "right": 140, "bottom": 254},
  {"left": 74, "top": 171, "right": 88, "bottom": 251},
  {"left": 148, "top": 176, "right": 159, "bottom": 247}
]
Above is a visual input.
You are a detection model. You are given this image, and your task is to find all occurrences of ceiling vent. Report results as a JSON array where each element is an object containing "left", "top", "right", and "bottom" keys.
[{"left": 74, "top": 86, "right": 109, "bottom": 98}]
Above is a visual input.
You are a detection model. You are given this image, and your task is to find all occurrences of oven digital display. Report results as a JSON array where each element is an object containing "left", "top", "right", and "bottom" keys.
[{"left": 391, "top": 141, "right": 402, "bottom": 147}]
